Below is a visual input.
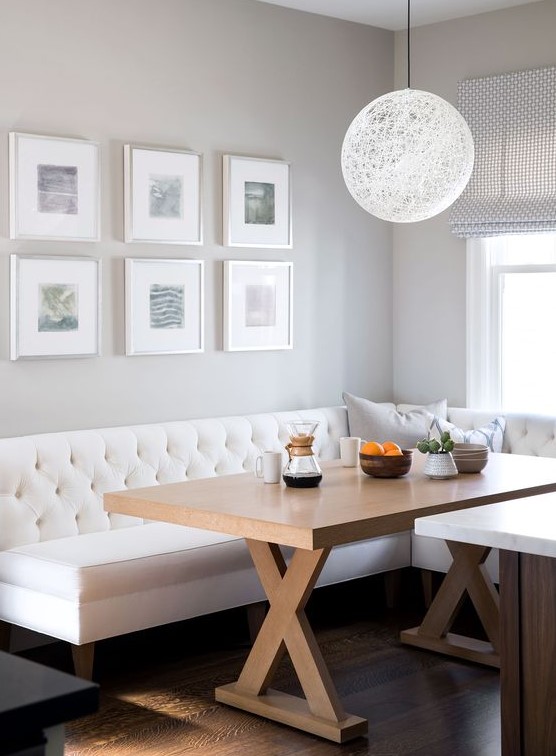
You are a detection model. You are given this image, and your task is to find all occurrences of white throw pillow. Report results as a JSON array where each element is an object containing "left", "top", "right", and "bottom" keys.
[
  {"left": 429, "top": 416, "right": 506, "bottom": 452},
  {"left": 343, "top": 393, "right": 447, "bottom": 448}
]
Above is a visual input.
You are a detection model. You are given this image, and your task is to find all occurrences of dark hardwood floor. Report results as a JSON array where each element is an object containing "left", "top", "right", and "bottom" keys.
[{"left": 22, "top": 570, "right": 501, "bottom": 755}]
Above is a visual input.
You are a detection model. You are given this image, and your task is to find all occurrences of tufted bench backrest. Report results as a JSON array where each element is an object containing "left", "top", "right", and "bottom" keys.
[
  {"left": 0, "top": 407, "right": 348, "bottom": 551},
  {"left": 448, "top": 408, "right": 556, "bottom": 457}
]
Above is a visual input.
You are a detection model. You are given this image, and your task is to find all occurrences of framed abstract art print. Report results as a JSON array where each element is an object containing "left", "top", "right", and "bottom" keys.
[
  {"left": 10, "top": 254, "right": 101, "bottom": 359},
  {"left": 223, "top": 260, "right": 293, "bottom": 351},
  {"left": 124, "top": 146, "right": 202, "bottom": 245},
  {"left": 125, "top": 258, "right": 204, "bottom": 355},
  {"left": 9, "top": 133, "right": 100, "bottom": 241},
  {"left": 223, "top": 155, "right": 292, "bottom": 248}
]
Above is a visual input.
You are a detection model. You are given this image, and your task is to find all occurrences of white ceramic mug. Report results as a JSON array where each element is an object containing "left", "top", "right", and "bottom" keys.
[
  {"left": 340, "top": 436, "right": 361, "bottom": 467},
  {"left": 255, "top": 451, "right": 283, "bottom": 483}
]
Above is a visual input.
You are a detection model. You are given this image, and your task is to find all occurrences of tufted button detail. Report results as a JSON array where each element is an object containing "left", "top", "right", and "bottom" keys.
[
  {"left": 55, "top": 487, "right": 61, "bottom": 495},
  {"left": 15, "top": 490, "right": 21, "bottom": 499}
]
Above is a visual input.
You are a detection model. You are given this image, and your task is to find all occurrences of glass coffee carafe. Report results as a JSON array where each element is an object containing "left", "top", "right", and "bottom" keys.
[{"left": 283, "top": 421, "right": 322, "bottom": 488}]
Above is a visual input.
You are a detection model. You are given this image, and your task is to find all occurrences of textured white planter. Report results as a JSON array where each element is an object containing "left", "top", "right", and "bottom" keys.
[{"left": 423, "top": 452, "right": 458, "bottom": 480}]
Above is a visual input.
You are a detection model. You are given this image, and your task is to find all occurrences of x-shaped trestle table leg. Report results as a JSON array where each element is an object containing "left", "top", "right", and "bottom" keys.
[
  {"left": 401, "top": 541, "right": 500, "bottom": 667},
  {"left": 215, "top": 539, "right": 368, "bottom": 743}
]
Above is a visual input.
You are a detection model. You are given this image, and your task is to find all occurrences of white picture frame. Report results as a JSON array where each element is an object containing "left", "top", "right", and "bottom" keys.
[
  {"left": 9, "top": 132, "right": 100, "bottom": 241},
  {"left": 125, "top": 258, "right": 204, "bottom": 356},
  {"left": 124, "top": 145, "right": 202, "bottom": 245},
  {"left": 10, "top": 254, "right": 101, "bottom": 360},
  {"left": 223, "top": 155, "right": 292, "bottom": 248},
  {"left": 223, "top": 260, "right": 293, "bottom": 351}
]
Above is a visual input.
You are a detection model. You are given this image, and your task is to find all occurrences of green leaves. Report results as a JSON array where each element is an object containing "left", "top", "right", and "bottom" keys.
[
  {"left": 416, "top": 432, "right": 454, "bottom": 454},
  {"left": 416, "top": 440, "right": 430, "bottom": 454}
]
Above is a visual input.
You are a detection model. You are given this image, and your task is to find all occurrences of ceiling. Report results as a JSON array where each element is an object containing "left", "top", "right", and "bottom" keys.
[{"left": 255, "top": 0, "right": 544, "bottom": 30}]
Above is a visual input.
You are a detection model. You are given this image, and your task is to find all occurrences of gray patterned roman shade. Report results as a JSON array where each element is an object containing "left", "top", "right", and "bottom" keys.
[{"left": 450, "top": 66, "right": 556, "bottom": 238}]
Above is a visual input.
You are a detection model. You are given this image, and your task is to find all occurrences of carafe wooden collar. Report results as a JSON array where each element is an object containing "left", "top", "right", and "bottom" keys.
[{"left": 286, "top": 435, "right": 315, "bottom": 458}]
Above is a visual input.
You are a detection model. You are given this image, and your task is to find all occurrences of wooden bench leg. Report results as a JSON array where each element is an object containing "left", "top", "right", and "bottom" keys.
[
  {"left": 72, "top": 642, "right": 95, "bottom": 680},
  {"left": 384, "top": 569, "right": 402, "bottom": 609},
  {"left": 246, "top": 601, "right": 268, "bottom": 643},
  {"left": 0, "top": 620, "right": 12, "bottom": 652},
  {"left": 421, "top": 569, "right": 434, "bottom": 608}
]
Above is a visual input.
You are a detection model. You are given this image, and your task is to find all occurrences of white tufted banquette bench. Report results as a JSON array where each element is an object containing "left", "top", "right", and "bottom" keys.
[
  {"left": 0, "top": 405, "right": 410, "bottom": 680},
  {"left": 1, "top": 403, "right": 554, "bottom": 680}
]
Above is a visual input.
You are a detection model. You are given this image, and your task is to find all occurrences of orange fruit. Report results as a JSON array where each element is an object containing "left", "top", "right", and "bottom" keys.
[
  {"left": 361, "top": 441, "right": 385, "bottom": 456},
  {"left": 384, "top": 448, "right": 403, "bottom": 456},
  {"left": 383, "top": 441, "right": 402, "bottom": 453}
]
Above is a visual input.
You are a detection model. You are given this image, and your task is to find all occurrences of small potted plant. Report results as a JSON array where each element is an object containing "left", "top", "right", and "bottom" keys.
[{"left": 416, "top": 431, "right": 458, "bottom": 479}]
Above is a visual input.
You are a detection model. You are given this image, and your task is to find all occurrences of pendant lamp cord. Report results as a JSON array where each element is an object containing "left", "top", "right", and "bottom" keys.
[{"left": 407, "top": 0, "right": 411, "bottom": 88}]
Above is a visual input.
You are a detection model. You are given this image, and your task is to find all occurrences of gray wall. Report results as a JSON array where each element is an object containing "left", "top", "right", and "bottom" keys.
[
  {"left": 0, "top": 0, "right": 393, "bottom": 437},
  {"left": 392, "top": 0, "right": 556, "bottom": 406}
]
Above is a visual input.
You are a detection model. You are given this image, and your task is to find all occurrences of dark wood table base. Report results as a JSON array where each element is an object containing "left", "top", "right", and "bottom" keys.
[{"left": 500, "top": 550, "right": 556, "bottom": 756}]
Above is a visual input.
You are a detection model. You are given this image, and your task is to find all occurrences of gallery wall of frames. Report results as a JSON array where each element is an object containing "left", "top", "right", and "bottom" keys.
[{"left": 8, "top": 132, "right": 293, "bottom": 360}]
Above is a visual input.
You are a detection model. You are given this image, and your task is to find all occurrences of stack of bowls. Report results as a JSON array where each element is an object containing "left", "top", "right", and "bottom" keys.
[{"left": 451, "top": 443, "right": 489, "bottom": 473}]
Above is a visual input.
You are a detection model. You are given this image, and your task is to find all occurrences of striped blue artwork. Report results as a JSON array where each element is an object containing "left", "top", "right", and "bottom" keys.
[{"left": 149, "top": 284, "right": 185, "bottom": 329}]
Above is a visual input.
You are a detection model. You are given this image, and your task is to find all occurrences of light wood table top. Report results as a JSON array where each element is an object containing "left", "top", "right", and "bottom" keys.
[{"left": 104, "top": 452, "right": 556, "bottom": 550}]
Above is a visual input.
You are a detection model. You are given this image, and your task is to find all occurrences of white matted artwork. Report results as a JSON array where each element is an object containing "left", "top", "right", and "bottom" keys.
[
  {"left": 9, "top": 133, "right": 100, "bottom": 241},
  {"left": 124, "top": 146, "right": 202, "bottom": 244},
  {"left": 125, "top": 258, "right": 204, "bottom": 355},
  {"left": 223, "top": 155, "right": 292, "bottom": 248},
  {"left": 10, "top": 255, "right": 101, "bottom": 360},
  {"left": 223, "top": 260, "right": 293, "bottom": 351}
]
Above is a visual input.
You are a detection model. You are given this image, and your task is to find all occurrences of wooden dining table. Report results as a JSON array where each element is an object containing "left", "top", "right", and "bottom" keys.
[{"left": 104, "top": 452, "right": 556, "bottom": 744}]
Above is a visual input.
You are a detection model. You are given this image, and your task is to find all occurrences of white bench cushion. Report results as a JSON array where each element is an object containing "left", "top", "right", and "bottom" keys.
[{"left": 0, "top": 523, "right": 263, "bottom": 644}]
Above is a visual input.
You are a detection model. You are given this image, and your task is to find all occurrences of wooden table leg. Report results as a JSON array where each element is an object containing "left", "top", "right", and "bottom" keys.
[
  {"left": 401, "top": 541, "right": 501, "bottom": 667},
  {"left": 500, "top": 550, "right": 556, "bottom": 756},
  {"left": 215, "top": 539, "right": 367, "bottom": 743}
]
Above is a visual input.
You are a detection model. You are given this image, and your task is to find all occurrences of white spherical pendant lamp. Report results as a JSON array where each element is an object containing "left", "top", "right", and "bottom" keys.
[
  {"left": 341, "top": 1, "right": 474, "bottom": 223},
  {"left": 341, "top": 88, "right": 474, "bottom": 223}
]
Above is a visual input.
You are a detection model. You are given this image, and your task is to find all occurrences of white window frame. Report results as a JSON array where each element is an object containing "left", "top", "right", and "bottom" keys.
[{"left": 467, "top": 236, "right": 556, "bottom": 410}]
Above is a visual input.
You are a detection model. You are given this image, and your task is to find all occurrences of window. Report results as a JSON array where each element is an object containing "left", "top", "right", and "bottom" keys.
[{"left": 467, "top": 233, "right": 556, "bottom": 413}]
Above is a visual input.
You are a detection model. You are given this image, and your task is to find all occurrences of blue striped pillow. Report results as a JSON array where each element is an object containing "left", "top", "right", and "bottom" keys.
[{"left": 429, "top": 416, "right": 506, "bottom": 452}]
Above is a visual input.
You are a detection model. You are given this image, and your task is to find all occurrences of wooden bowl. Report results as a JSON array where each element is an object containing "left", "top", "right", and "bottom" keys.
[{"left": 359, "top": 449, "right": 413, "bottom": 478}]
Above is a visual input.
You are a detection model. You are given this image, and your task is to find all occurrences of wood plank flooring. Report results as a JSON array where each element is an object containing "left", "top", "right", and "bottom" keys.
[{"left": 22, "top": 571, "right": 501, "bottom": 755}]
